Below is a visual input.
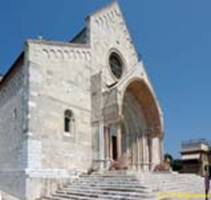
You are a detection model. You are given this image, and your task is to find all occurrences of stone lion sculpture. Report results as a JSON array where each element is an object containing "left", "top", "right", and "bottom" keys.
[
  {"left": 109, "top": 154, "right": 130, "bottom": 171},
  {"left": 153, "top": 157, "right": 172, "bottom": 172}
]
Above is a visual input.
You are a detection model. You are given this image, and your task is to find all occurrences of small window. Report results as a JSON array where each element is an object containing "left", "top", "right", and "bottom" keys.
[
  {"left": 65, "top": 117, "right": 70, "bottom": 132},
  {"left": 64, "top": 109, "right": 74, "bottom": 134}
]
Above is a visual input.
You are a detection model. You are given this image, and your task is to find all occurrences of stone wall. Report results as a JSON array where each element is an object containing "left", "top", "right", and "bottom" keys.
[
  {"left": 88, "top": 1, "right": 141, "bottom": 165},
  {"left": 0, "top": 64, "right": 27, "bottom": 169},
  {"left": 20, "top": 40, "right": 93, "bottom": 199},
  {"left": 27, "top": 40, "right": 92, "bottom": 172},
  {"left": 0, "top": 59, "right": 29, "bottom": 199},
  {"left": 89, "top": 1, "right": 138, "bottom": 87}
]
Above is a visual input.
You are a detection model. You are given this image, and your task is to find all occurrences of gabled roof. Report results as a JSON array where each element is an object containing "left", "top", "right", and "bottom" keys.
[{"left": 70, "top": 27, "right": 87, "bottom": 44}]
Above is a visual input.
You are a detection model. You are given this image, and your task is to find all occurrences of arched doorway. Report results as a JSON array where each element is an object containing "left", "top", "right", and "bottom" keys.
[
  {"left": 103, "top": 79, "right": 163, "bottom": 171},
  {"left": 102, "top": 79, "right": 163, "bottom": 171},
  {"left": 120, "top": 79, "right": 163, "bottom": 170},
  {"left": 121, "top": 85, "right": 147, "bottom": 169}
]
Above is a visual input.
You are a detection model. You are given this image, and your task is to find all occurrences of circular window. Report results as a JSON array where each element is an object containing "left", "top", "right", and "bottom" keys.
[{"left": 109, "top": 52, "right": 123, "bottom": 79}]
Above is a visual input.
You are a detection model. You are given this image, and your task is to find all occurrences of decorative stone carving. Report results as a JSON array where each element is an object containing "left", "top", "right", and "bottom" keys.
[{"left": 39, "top": 47, "right": 91, "bottom": 61}]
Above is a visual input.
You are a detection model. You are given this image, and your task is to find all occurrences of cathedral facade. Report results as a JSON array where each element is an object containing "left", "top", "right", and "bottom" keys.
[{"left": 0, "top": 2, "right": 164, "bottom": 199}]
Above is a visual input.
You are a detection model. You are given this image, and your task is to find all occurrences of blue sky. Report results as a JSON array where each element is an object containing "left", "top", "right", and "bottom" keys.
[{"left": 1, "top": 0, "right": 211, "bottom": 158}]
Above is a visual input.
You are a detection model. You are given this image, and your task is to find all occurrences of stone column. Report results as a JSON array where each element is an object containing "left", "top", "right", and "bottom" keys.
[
  {"left": 151, "top": 137, "right": 161, "bottom": 170},
  {"left": 159, "top": 137, "right": 164, "bottom": 162},
  {"left": 139, "top": 132, "right": 144, "bottom": 171},
  {"left": 126, "top": 127, "right": 130, "bottom": 162},
  {"left": 137, "top": 133, "right": 140, "bottom": 171},
  {"left": 125, "top": 126, "right": 132, "bottom": 168},
  {"left": 142, "top": 135, "right": 149, "bottom": 171},
  {"left": 131, "top": 132, "right": 135, "bottom": 169},
  {"left": 104, "top": 126, "right": 110, "bottom": 167},
  {"left": 141, "top": 136, "right": 145, "bottom": 171},
  {"left": 148, "top": 137, "right": 152, "bottom": 171},
  {"left": 139, "top": 135, "right": 143, "bottom": 171},
  {"left": 117, "top": 123, "right": 122, "bottom": 159},
  {"left": 99, "top": 121, "right": 105, "bottom": 169}
]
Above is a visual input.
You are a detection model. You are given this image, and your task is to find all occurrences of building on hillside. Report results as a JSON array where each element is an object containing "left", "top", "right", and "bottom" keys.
[
  {"left": 181, "top": 139, "right": 211, "bottom": 176},
  {"left": 0, "top": 1, "right": 164, "bottom": 200}
]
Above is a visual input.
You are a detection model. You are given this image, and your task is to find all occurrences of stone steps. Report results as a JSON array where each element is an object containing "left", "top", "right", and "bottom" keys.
[
  {"left": 40, "top": 172, "right": 205, "bottom": 200},
  {"left": 58, "top": 188, "right": 152, "bottom": 197},
  {"left": 40, "top": 172, "right": 156, "bottom": 200},
  {"left": 142, "top": 173, "right": 204, "bottom": 197},
  {"left": 62, "top": 186, "right": 152, "bottom": 194},
  {"left": 52, "top": 191, "right": 155, "bottom": 200}
]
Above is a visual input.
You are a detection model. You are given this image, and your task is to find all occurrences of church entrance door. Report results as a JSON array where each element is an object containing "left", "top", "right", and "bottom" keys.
[{"left": 111, "top": 136, "right": 118, "bottom": 160}]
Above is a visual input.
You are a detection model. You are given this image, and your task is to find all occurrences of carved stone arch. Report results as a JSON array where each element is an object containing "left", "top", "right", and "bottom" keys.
[
  {"left": 99, "top": 17, "right": 104, "bottom": 26},
  {"left": 114, "top": 9, "right": 120, "bottom": 17},
  {"left": 95, "top": 18, "right": 100, "bottom": 25},
  {"left": 120, "top": 77, "right": 163, "bottom": 138},
  {"left": 57, "top": 49, "right": 64, "bottom": 59},
  {"left": 86, "top": 52, "right": 91, "bottom": 60},
  {"left": 69, "top": 50, "right": 75, "bottom": 59},
  {"left": 103, "top": 15, "right": 108, "bottom": 23},
  {"left": 42, "top": 49, "right": 50, "bottom": 58},
  {"left": 111, "top": 10, "right": 116, "bottom": 18},
  {"left": 103, "top": 15, "right": 109, "bottom": 27},
  {"left": 76, "top": 50, "right": 82, "bottom": 60},
  {"left": 50, "top": 49, "right": 58, "bottom": 59},
  {"left": 81, "top": 51, "right": 87, "bottom": 60},
  {"left": 106, "top": 77, "right": 163, "bottom": 170},
  {"left": 64, "top": 50, "right": 69, "bottom": 59}
]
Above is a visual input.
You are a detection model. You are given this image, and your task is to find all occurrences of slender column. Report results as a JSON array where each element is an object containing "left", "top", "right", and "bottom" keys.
[
  {"left": 151, "top": 137, "right": 161, "bottom": 170},
  {"left": 117, "top": 123, "right": 122, "bottom": 159},
  {"left": 104, "top": 127, "right": 110, "bottom": 160},
  {"left": 126, "top": 127, "right": 130, "bottom": 161},
  {"left": 142, "top": 135, "right": 149, "bottom": 171},
  {"left": 127, "top": 127, "right": 132, "bottom": 168},
  {"left": 160, "top": 138, "right": 164, "bottom": 162},
  {"left": 151, "top": 137, "right": 155, "bottom": 170},
  {"left": 141, "top": 135, "right": 144, "bottom": 170},
  {"left": 135, "top": 133, "right": 139, "bottom": 170},
  {"left": 131, "top": 132, "right": 134, "bottom": 169},
  {"left": 109, "top": 133, "right": 113, "bottom": 160},
  {"left": 137, "top": 133, "right": 140, "bottom": 170},
  {"left": 99, "top": 121, "right": 105, "bottom": 169},
  {"left": 148, "top": 137, "right": 152, "bottom": 171},
  {"left": 132, "top": 132, "right": 136, "bottom": 169},
  {"left": 138, "top": 135, "right": 143, "bottom": 171}
]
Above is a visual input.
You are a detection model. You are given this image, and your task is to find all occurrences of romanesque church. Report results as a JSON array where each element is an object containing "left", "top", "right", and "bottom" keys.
[{"left": 0, "top": 1, "right": 165, "bottom": 199}]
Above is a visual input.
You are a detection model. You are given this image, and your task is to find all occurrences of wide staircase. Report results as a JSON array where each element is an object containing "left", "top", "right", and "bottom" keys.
[
  {"left": 142, "top": 172, "right": 204, "bottom": 194},
  {"left": 41, "top": 171, "right": 156, "bottom": 200},
  {"left": 40, "top": 171, "right": 204, "bottom": 200}
]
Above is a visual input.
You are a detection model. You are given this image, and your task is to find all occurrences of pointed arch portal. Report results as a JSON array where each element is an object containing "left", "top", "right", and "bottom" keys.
[{"left": 104, "top": 79, "right": 163, "bottom": 171}]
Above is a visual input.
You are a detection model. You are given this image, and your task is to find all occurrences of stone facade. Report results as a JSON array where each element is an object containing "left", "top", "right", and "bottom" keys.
[{"left": 0, "top": 1, "right": 164, "bottom": 200}]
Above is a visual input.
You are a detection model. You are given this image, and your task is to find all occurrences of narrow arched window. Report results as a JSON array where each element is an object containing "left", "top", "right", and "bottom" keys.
[{"left": 64, "top": 109, "right": 74, "bottom": 133}]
